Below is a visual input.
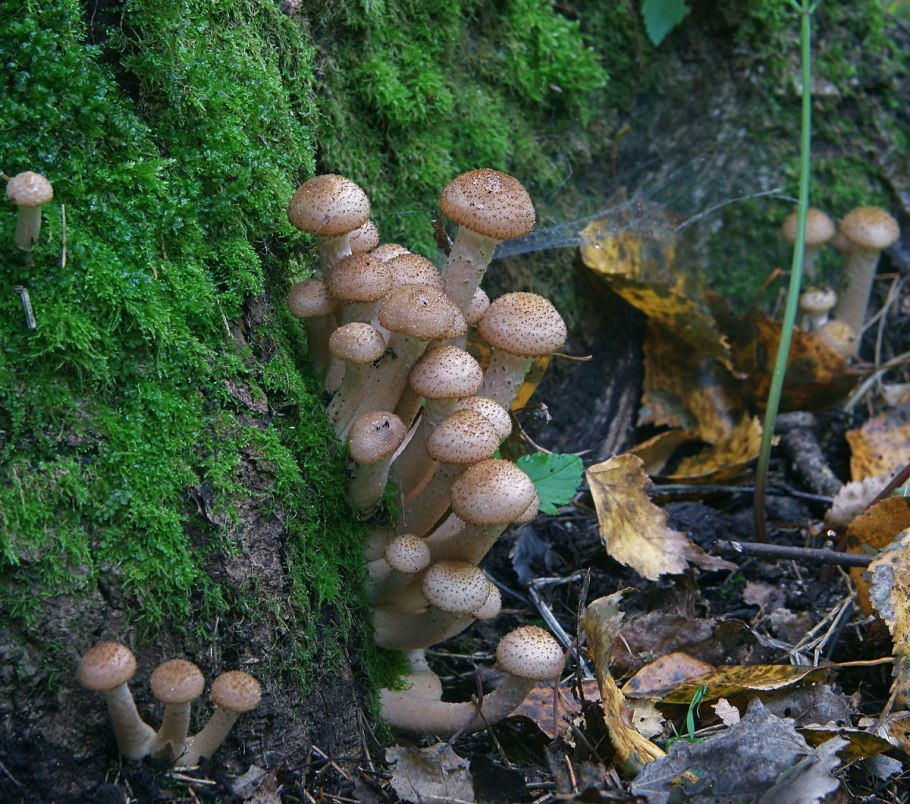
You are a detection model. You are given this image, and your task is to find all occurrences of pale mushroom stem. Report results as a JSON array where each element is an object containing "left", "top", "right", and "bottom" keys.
[
  {"left": 14, "top": 207, "right": 43, "bottom": 250},
  {"left": 318, "top": 233, "right": 353, "bottom": 270},
  {"left": 833, "top": 246, "right": 885, "bottom": 341},
  {"left": 424, "top": 520, "right": 504, "bottom": 564},
  {"left": 397, "top": 463, "right": 461, "bottom": 537},
  {"left": 349, "top": 455, "right": 398, "bottom": 510},
  {"left": 177, "top": 707, "right": 240, "bottom": 767},
  {"left": 328, "top": 363, "right": 375, "bottom": 436},
  {"left": 442, "top": 228, "right": 499, "bottom": 313},
  {"left": 373, "top": 604, "right": 477, "bottom": 651},
  {"left": 102, "top": 685, "right": 156, "bottom": 760},
  {"left": 479, "top": 351, "right": 533, "bottom": 409},
  {"left": 392, "top": 398, "right": 460, "bottom": 502},
  {"left": 150, "top": 704, "right": 193, "bottom": 760},
  {"left": 366, "top": 557, "right": 422, "bottom": 605}
]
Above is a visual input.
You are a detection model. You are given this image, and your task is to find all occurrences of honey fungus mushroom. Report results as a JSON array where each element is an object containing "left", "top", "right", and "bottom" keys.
[{"left": 7, "top": 171, "right": 53, "bottom": 250}]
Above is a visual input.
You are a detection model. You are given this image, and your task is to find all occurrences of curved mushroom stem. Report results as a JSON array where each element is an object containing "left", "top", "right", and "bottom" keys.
[
  {"left": 479, "top": 351, "right": 533, "bottom": 409},
  {"left": 392, "top": 399, "right": 460, "bottom": 502},
  {"left": 150, "top": 702, "right": 193, "bottom": 761},
  {"left": 176, "top": 706, "right": 240, "bottom": 767},
  {"left": 101, "top": 685, "right": 156, "bottom": 760},
  {"left": 424, "top": 519, "right": 506, "bottom": 564},
  {"left": 372, "top": 604, "right": 477, "bottom": 651},
  {"left": 366, "top": 557, "right": 420, "bottom": 605},
  {"left": 397, "top": 463, "right": 461, "bottom": 537}
]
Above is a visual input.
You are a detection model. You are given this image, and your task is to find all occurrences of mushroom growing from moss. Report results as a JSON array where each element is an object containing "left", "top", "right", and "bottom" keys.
[
  {"left": 77, "top": 642, "right": 156, "bottom": 760},
  {"left": 832, "top": 206, "right": 900, "bottom": 343},
  {"left": 7, "top": 171, "right": 53, "bottom": 250},
  {"left": 177, "top": 670, "right": 261, "bottom": 767},
  {"left": 148, "top": 658, "right": 206, "bottom": 761}
]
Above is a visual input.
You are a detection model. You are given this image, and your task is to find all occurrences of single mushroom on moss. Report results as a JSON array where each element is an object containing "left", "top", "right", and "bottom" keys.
[
  {"left": 77, "top": 641, "right": 156, "bottom": 760},
  {"left": 477, "top": 292, "right": 567, "bottom": 409},
  {"left": 832, "top": 206, "right": 900, "bottom": 344},
  {"left": 7, "top": 171, "right": 54, "bottom": 250},
  {"left": 439, "top": 169, "right": 536, "bottom": 313},
  {"left": 781, "top": 207, "right": 835, "bottom": 281},
  {"left": 148, "top": 658, "right": 206, "bottom": 761},
  {"left": 347, "top": 411, "right": 408, "bottom": 509},
  {"left": 379, "top": 624, "right": 565, "bottom": 735},
  {"left": 287, "top": 174, "right": 371, "bottom": 269},
  {"left": 177, "top": 671, "right": 261, "bottom": 767}
]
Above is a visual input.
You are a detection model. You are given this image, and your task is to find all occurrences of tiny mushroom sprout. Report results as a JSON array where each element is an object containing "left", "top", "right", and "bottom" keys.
[
  {"left": 833, "top": 205, "right": 901, "bottom": 343},
  {"left": 7, "top": 171, "right": 54, "bottom": 250},
  {"left": 287, "top": 174, "right": 371, "bottom": 269},
  {"left": 178, "top": 670, "right": 261, "bottom": 767},
  {"left": 781, "top": 207, "right": 835, "bottom": 281},
  {"left": 379, "top": 624, "right": 565, "bottom": 735},
  {"left": 77, "top": 641, "right": 156, "bottom": 760},
  {"left": 439, "top": 169, "right": 536, "bottom": 313},
  {"left": 798, "top": 286, "right": 837, "bottom": 331},
  {"left": 148, "top": 658, "right": 206, "bottom": 761},
  {"left": 477, "top": 292, "right": 567, "bottom": 409},
  {"left": 347, "top": 411, "right": 408, "bottom": 510}
]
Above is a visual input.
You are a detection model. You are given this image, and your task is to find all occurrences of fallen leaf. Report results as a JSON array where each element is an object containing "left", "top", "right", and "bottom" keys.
[
  {"left": 758, "top": 736, "right": 846, "bottom": 803},
  {"left": 847, "top": 403, "right": 910, "bottom": 481},
  {"left": 673, "top": 415, "right": 763, "bottom": 482},
  {"left": 799, "top": 725, "right": 894, "bottom": 762},
  {"left": 869, "top": 528, "right": 910, "bottom": 705},
  {"left": 825, "top": 474, "right": 890, "bottom": 531},
  {"left": 586, "top": 454, "right": 734, "bottom": 579},
  {"left": 387, "top": 744, "right": 474, "bottom": 804},
  {"left": 515, "top": 452, "right": 584, "bottom": 515},
  {"left": 713, "top": 698, "right": 741, "bottom": 726},
  {"left": 622, "top": 652, "right": 715, "bottom": 697},
  {"left": 629, "top": 698, "right": 665, "bottom": 739},
  {"left": 580, "top": 592, "right": 666, "bottom": 775},
  {"left": 509, "top": 679, "right": 601, "bottom": 739}
]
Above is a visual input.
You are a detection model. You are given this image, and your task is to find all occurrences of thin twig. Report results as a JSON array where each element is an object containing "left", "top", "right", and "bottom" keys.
[{"left": 711, "top": 538, "right": 871, "bottom": 567}]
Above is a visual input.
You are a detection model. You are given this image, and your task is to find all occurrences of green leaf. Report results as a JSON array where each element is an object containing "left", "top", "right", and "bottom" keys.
[
  {"left": 516, "top": 453, "right": 584, "bottom": 515},
  {"left": 641, "top": 0, "right": 691, "bottom": 46}
]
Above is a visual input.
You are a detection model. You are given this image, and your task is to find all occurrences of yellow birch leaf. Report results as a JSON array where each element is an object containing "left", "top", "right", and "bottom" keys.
[
  {"left": 869, "top": 528, "right": 910, "bottom": 705},
  {"left": 846, "top": 404, "right": 910, "bottom": 481},
  {"left": 622, "top": 652, "right": 715, "bottom": 697},
  {"left": 673, "top": 415, "right": 763, "bottom": 482},
  {"left": 581, "top": 593, "right": 665, "bottom": 776}
]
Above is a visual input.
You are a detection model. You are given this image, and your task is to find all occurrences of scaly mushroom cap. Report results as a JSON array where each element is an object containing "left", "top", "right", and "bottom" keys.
[
  {"left": 378, "top": 285, "right": 465, "bottom": 341},
  {"left": 478, "top": 292, "right": 567, "bottom": 357},
  {"left": 472, "top": 584, "right": 502, "bottom": 621},
  {"left": 349, "top": 220, "right": 380, "bottom": 254},
  {"left": 210, "top": 671, "right": 261, "bottom": 714},
  {"left": 427, "top": 410, "right": 500, "bottom": 465},
  {"left": 348, "top": 411, "right": 407, "bottom": 465},
  {"left": 408, "top": 346, "right": 483, "bottom": 401},
  {"left": 799, "top": 287, "right": 837, "bottom": 316},
  {"left": 452, "top": 396, "right": 512, "bottom": 440},
  {"left": 385, "top": 534, "right": 432, "bottom": 574},
  {"left": 387, "top": 253, "right": 445, "bottom": 290},
  {"left": 371, "top": 243, "right": 410, "bottom": 261},
  {"left": 449, "top": 458, "right": 536, "bottom": 525},
  {"left": 329, "top": 322, "right": 386, "bottom": 365},
  {"left": 421, "top": 560, "right": 491, "bottom": 613},
  {"left": 288, "top": 279, "right": 336, "bottom": 318},
  {"left": 839, "top": 206, "right": 900, "bottom": 251},
  {"left": 781, "top": 207, "right": 835, "bottom": 247},
  {"left": 513, "top": 491, "right": 540, "bottom": 524},
  {"left": 150, "top": 659, "right": 205, "bottom": 705},
  {"left": 287, "top": 174, "right": 370, "bottom": 237},
  {"left": 6, "top": 171, "right": 53, "bottom": 207},
  {"left": 326, "top": 253, "right": 392, "bottom": 304},
  {"left": 77, "top": 642, "right": 137, "bottom": 691},
  {"left": 496, "top": 625, "right": 565, "bottom": 681},
  {"left": 439, "top": 169, "right": 536, "bottom": 242}
]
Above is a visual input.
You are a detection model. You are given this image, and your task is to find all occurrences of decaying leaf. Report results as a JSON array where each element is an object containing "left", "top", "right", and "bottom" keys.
[
  {"left": 509, "top": 679, "right": 601, "bottom": 739},
  {"left": 713, "top": 698, "right": 741, "bottom": 726},
  {"left": 629, "top": 698, "right": 665, "bottom": 739},
  {"left": 580, "top": 592, "right": 665, "bottom": 775},
  {"left": 799, "top": 725, "right": 894, "bottom": 762},
  {"left": 847, "top": 403, "right": 910, "bottom": 481},
  {"left": 759, "top": 736, "right": 846, "bottom": 804},
  {"left": 586, "top": 454, "right": 735, "bottom": 579},
  {"left": 624, "top": 664, "right": 829, "bottom": 704},
  {"left": 386, "top": 744, "right": 474, "bottom": 804},
  {"left": 825, "top": 474, "right": 890, "bottom": 530},
  {"left": 622, "top": 652, "right": 715, "bottom": 697},
  {"left": 845, "top": 496, "right": 910, "bottom": 614},
  {"left": 674, "top": 415, "right": 763, "bottom": 482},
  {"left": 870, "top": 528, "right": 910, "bottom": 705}
]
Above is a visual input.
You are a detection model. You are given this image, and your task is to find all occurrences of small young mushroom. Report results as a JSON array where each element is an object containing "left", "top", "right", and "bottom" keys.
[
  {"left": 347, "top": 411, "right": 408, "bottom": 509},
  {"left": 439, "top": 170, "right": 536, "bottom": 313},
  {"left": 781, "top": 207, "right": 835, "bottom": 281},
  {"left": 6, "top": 171, "right": 53, "bottom": 250},
  {"left": 287, "top": 174, "right": 371, "bottom": 269},
  {"left": 367, "top": 533, "right": 433, "bottom": 604},
  {"left": 477, "top": 292, "right": 567, "bottom": 409},
  {"left": 325, "top": 253, "right": 392, "bottom": 326},
  {"left": 326, "top": 322, "right": 387, "bottom": 435},
  {"left": 148, "top": 658, "right": 206, "bottom": 761},
  {"left": 77, "top": 641, "right": 156, "bottom": 760},
  {"left": 287, "top": 278, "right": 338, "bottom": 377},
  {"left": 379, "top": 624, "right": 565, "bottom": 735},
  {"left": 798, "top": 287, "right": 837, "bottom": 331},
  {"left": 370, "top": 242, "right": 411, "bottom": 261},
  {"left": 832, "top": 206, "right": 900, "bottom": 344},
  {"left": 349, "top": 219, "right": 380, "bottom": 254},
  {"left": 177, "top": 671, "right": 261, "bottom": 767}
]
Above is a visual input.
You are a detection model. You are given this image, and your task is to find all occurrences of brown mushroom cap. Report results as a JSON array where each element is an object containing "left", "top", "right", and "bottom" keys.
[
  {"left": 77, "top": 642, "right": 137, "bottom": 691},
  {"left": 799, "top": 287, "right": 837, "bottom": 316},
  {"left": 385, "top": 534, "right": 432, "bottom": 574},
  {"left": 210, "top": 671, "right": 261, "bottom": 713},
  {"left": 378, "top": 285, "right": 465, "bottom": 341},
  {"left": 452, "top": 396, "right": 512, "bottom": 440},
  {"left": 349, "top": 220, "right": 380, "bottom": 254},
  {"left": 7, "top": 171, "right": 53, "bottom": 207},
  {"left": 371, "top": 243, "right": 411, "bottom": 261},
  {"left": 439, "top": 169, "right": 535, "bottom": 242},
  {"left": 478, "top": 292, "right": 567, "bottom": 357},
  {"left": 449, "top": 458, "right": 536, "bottom": 525},
  {"left": 329, "top": 322, "right": 386, "bottom": 364},
  {"left": 408, "top": 346, "right": 483, "bottom": 401},
  {"left": 839, "top": 206, "right": 900, "bottom": 251},
  {"left": 348, "top": 411, "right": 407, "bottom": 464},
  {"left": 150, "top": 659, "right": 205, "bottom": 705},
  {"left": 421, "top": 560, "right": 491, "bottom": 613},
  {"left": 288, "top": 279, "right": 336, "bottom": 318},
  {"left": 287, "top": 174, "right": 370, "bottom": 237},
  {"left": 387, "top": 253, "right": 445, "bottom": 290},
  {"left": 781, "top": 207, "right": 835, "bottom": 247},
  {"left": 496, "top": 625, "right": 565, "bottom": 681},
  {"left": 326, "top": 253, "right": 392, "bottom": 303},
  {"left": 427, "top": 409, "right": 500, "bottom": 465}
]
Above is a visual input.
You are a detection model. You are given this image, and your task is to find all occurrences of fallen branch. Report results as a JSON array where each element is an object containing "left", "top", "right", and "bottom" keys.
[{"left": 711, "top": 539, "right": 871, "bottom": 568}]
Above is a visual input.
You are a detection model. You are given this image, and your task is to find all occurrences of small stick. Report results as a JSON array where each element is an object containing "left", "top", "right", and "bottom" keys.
[
  {"left": 14, "top": 286, "right": 36, "bottom": 329},
  {"left": 712, "top": 538, "right": 871, "bottom": 567}
]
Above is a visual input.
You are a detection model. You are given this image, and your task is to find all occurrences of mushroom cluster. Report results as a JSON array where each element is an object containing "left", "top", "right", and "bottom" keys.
[
  {"left": 287, "top": 170, "right": 567, "bottom": 734},
  {"left": 77, "top": 642, "right": 260, "bottom": 766}
]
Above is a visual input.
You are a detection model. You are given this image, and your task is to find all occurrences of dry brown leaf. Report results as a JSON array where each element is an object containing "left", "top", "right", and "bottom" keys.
[
  {"left": 587, "top": 454, "right": 734, "bottom": 579},
  {"left": 845, "top": 496, "right": 910, "bottom": 614},
  {"left": 624, "top": 664, "right": 829, "bottom": 704},
  {"left": 386, "top": 744, "right": 474, "bottom": 803},
  {"left": 870, "top": 528, "right": 910, "bottom": 705},
  {"left": 621, "top": 651, "right": 714, "bottom": 697},
  {"left": 629, "top": 699, "right": 665, "bottom": 739},
  {"left": 673, "top": 415, "right": 763, "bottom": 482},
  {"left": 629, "top": 428, "right": 694, "bottom": 476},
  {"left": 713, "top": 698, "right": 741, "bottom": 726},
  {"left": 579, "top": 209, "right": 678, "bottom": 286},
  {"left": 580, "top": 592, "right": 665, "bottom": 775},
  {"left": 847, "top": 404, "right": 910, "bottom": 481},
  {"left": 509, "top": 680, "right": 601, "bottom": 739},
  {"left": 799, "top": 725, "right": 894, "bottom": 762}
]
